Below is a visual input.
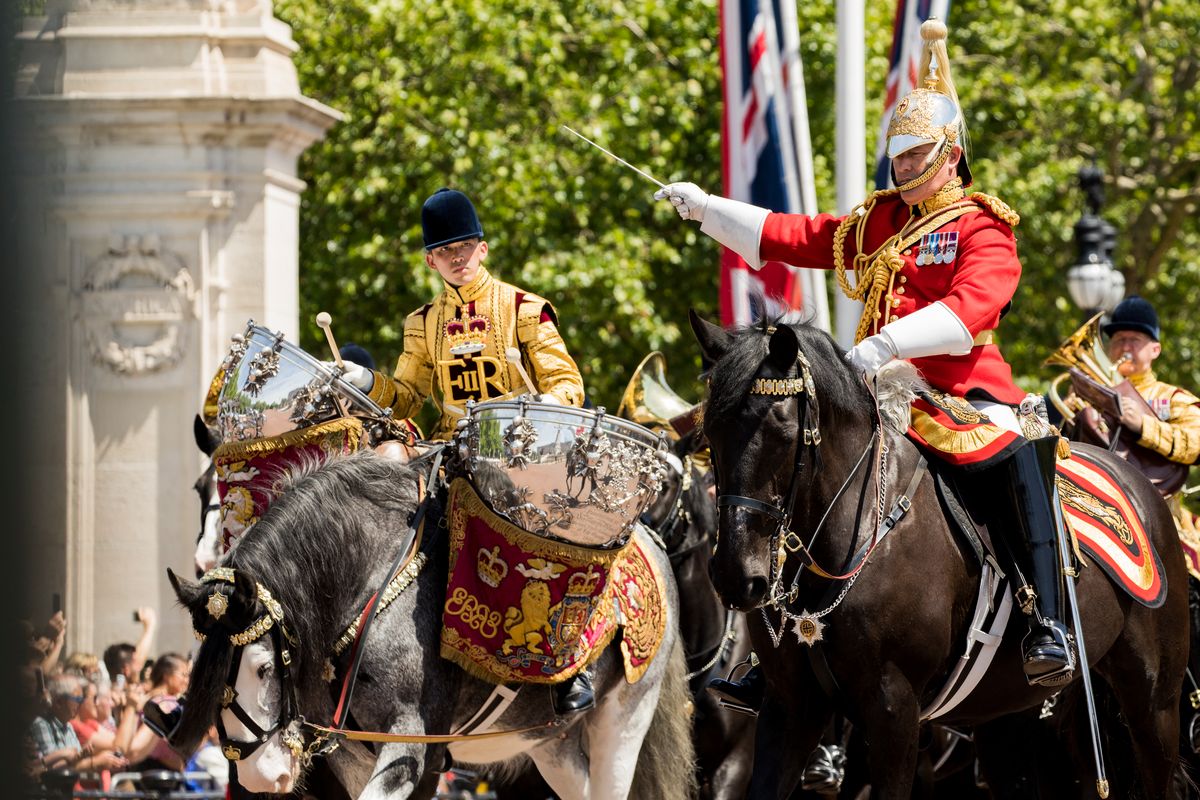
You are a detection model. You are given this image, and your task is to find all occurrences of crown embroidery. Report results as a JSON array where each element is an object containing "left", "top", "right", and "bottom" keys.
[
  {"left": 566, "top": 565, "right": 603, "bottom": 597},
  {"left": 477, "top": 545, "right": 509, "bottom": 588},
  {"left": 446, "top": 307, "right": 489, "bottom": 355}
]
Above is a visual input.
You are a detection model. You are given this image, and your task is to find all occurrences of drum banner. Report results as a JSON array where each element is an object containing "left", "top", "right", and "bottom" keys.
[
  {"left": 212, "top": 416, "right": 364, "bottom": 552},
  {"left": 907, "top": 389, "right": 1025, "bottom": 470},
  {"left": 1057, "top": 452, "right": 1166, "bottom": 608},
  {"left": 440, "top": 478, "right": 666, "bottom": 685}
]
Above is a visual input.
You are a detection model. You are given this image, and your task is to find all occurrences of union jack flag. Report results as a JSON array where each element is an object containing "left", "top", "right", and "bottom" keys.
[
  {"left": 718, "top": 0, "right": 826, "bottom": 328},
  {"left": 873, "top": 0, "right": 952, "bottom": 189}
]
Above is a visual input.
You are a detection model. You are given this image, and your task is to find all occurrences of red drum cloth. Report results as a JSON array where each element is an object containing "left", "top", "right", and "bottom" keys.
[
  {"left": 440, "top": 478, "right": 666, "bottom": 685},
  {"left": 213, "top": 417, "right": 365, "bottom": 552}
]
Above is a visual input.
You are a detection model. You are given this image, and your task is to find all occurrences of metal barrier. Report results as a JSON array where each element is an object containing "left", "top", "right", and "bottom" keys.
[{"left": 28, "top": 769, "right": 225, "bottom": 800}]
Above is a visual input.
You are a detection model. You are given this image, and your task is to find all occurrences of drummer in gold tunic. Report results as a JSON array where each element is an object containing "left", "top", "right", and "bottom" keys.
[
  {"left": 343, "top": 188, "right": 585, "bottom": 441},
  {"left": 341, "top": 188, "right": 595, "bottom": 714}
]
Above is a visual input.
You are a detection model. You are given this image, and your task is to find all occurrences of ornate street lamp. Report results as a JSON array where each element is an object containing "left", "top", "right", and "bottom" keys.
[{"left": 1066, "top": 165, "right": 1123, "bottom": 313}]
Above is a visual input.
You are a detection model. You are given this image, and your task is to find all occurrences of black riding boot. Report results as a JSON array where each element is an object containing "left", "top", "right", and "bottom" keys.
[
  {"left": 999, "top": 436, "right": 1075, "bottom": 687},
  {"left": 707, "top": 663, "right": 766, "bottom": 715},
  {"left": 552, "top": 670, "right": 595, "bottom": 715}
]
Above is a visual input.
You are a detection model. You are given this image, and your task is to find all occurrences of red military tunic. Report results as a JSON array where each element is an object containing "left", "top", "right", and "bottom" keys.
[{"left": 759, "top": 193, "right": 1026, "bottom": 405}]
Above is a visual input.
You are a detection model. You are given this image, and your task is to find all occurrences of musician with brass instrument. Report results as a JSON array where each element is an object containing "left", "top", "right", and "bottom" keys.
[
  {"left": 1048, "top": 294, "right": 1200, "bottom": 748},
  {"left": 1048, "top": 295, "right": 1200, "bottom": 491}
]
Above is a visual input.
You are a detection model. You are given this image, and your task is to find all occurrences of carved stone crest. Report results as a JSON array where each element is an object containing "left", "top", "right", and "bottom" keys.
[{"left": 79, "top": 234, "right": 196, "bottom": 375}]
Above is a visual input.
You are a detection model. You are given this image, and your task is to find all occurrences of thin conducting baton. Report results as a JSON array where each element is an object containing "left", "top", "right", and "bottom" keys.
[
  {"left": 560, "top": 125, "right": 666, "bottom": 189},
  {"left": 1050, "top": 481, "right": 1109, "bottom": 798}
]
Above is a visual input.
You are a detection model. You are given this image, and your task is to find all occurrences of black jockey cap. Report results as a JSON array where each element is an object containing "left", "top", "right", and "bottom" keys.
[
  {"left": 339, "top": 342, "right": 376, "bottom": 372},
  {"left": 422, "top": 188, "right": 484, "bottom": 251},
  {"left": 1103, "top": 295, "right": 1159, "bottom": 341}
]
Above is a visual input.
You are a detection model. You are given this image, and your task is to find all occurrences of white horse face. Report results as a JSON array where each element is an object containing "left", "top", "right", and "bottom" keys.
[{"left": 223, "top": 640, "right": 299, "bottom": 794}]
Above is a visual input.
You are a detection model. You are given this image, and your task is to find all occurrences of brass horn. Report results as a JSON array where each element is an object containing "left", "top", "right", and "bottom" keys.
[
  {"left": 617, "top": 351, "right": 698, "bottom": 439},
  {"left": 1044, "top": 312, "right": 1129, "bottom": 424}
]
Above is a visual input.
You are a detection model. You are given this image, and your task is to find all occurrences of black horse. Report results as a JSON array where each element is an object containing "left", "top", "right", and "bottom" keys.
[
  {"left": 640, "top": 430, "right": 755, "bottom": 800},
  {"left": 691, "top": 311, "right": 1188, "bottom": 799}
]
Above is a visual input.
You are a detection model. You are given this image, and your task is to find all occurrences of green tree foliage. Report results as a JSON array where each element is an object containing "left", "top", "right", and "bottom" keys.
[
  {"left": 278, "top": 0, "right": 724, "bottom": 426},
  {"left": 278, "top": 0, "right": 1198, "bottom": 431}
]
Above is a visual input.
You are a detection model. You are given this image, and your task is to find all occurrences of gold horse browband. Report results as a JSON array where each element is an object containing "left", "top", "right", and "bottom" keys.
[{"left": 195, "top": 567, "right": 291, "bottom": 647}]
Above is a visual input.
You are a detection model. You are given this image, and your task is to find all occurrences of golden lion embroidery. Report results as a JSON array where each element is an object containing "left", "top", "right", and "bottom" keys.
[{"left": 503, "top": 580, "right": 554, "bottom": 655}]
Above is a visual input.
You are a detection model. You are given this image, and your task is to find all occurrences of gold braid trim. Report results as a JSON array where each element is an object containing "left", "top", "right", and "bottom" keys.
[
  {"left": 332, "top": 553, "right": 428, "bottom": 656},
  {"left": 968, "top": 192, "right": 1020, "bottom": 227},
  {"left": 834, "top": 196, "right": 981, "bottom": 343},
  {"left": 211, "top": 416, "right": 364, "bottom": 462}
]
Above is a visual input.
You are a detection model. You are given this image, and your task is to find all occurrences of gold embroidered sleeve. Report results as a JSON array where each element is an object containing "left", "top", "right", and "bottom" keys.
[
  {"left": 377, "top": 313, "right": 433, "bottom": 420},
  {"left": 516, "top": 298, "right": 585, "bottom": 407},
  {"left": 1137, "top": 393, "right": 1200, "bottom": 465}
]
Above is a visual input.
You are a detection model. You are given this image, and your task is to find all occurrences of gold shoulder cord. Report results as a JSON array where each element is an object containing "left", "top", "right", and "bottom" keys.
[{"left": 834, "top": 192, "right": 1019, "bottom": 343}]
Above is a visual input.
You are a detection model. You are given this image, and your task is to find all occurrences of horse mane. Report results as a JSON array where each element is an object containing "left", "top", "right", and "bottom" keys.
[
  {"left": 173, "top": 451, "right": 424, "bottom": 754},
  {"left": 230, "top": 451, "right": 423, "bottom": 662},
  {"left": 704, "top": 316, "right": 875, "bottom": 425}
]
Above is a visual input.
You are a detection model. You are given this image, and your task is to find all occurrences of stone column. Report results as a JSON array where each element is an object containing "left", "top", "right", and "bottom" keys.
[{"left": 13, "top": 0, "right": 340, "bottom": 657}]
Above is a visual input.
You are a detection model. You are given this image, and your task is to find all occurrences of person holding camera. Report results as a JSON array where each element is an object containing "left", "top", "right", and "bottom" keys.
[
  {"left": 102, "top": 606, "right": 157, "bottom": 691},
  {"left": 28, "top": 673, "right": 128, "bottom": 774}
]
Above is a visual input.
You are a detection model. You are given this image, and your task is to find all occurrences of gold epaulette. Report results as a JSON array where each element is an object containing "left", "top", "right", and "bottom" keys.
[
  {"left": 968, "top": 192, "right": 1020, "bottom": 227},
  {"left": 516, "top": 292, "right": 557, "bottom": 342}
]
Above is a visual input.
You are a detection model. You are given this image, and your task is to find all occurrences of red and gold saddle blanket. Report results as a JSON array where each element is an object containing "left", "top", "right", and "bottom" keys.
[
  {"left": 1057, "top": 452, "right": 1166, "bottom": 608},
  {"left": 440, "top": 478, "right": 667, "bottom": 685},
  {"left": 908, "top": 389, "right": 1024, "bottom": 470},
  {"left": 213, "top": 417, "right": 365, "bottom": 552}
]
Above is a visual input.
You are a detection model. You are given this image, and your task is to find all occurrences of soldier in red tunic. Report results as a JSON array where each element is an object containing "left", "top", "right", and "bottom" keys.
[{"left": 658, "top": 20, "right": 1073, "bottom": 709}]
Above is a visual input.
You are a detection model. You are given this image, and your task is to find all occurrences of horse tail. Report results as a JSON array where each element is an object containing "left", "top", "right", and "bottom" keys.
[{"left": 629, "top": 637, "right": 697, "bottom": 800}]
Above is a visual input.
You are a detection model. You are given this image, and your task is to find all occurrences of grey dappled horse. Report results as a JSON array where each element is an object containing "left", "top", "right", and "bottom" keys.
[{"left": 168, "top": 452, "right": 693, "bottom": 800}]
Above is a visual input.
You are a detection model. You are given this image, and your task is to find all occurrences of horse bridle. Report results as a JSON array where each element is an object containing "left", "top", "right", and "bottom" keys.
[
  {"left": 194, "top": 568, "right": 304, "bottom": 763},
  {"left": 715, "top": 353, "right": 825, "bottom": 575},
  {"left": 188, "top": 448, "right": 562, "bottom": 766},
  {"left": 713, "top": 346, "right": 908, "bottom": 612}
]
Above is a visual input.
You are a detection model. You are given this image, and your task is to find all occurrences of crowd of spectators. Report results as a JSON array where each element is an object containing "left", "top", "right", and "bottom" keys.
[{"left": 19, "top": 605, "right": 228, "bottom": 795}]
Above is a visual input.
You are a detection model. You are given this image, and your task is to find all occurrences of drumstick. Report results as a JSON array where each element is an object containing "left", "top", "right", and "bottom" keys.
[
  {"left": 315, "top": 311, "right": 353, "bottom": 419},
  {"left": 316, "top": 312, "right": 344, "bottom": 368},
  {"left": 505, "top": 348, "right": 539, "bottom": 397}
]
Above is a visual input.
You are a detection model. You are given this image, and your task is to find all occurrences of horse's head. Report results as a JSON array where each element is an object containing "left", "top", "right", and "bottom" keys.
[
  {"left": 690, "top": 310, "right": 872, "bottom": 611},
  {"left": 168, "top": 566, "right": 303, "bottom": 794}
]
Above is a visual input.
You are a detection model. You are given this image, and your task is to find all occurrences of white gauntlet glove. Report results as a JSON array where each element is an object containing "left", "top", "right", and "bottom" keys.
[
  {"left": 655, "top": 182, "right": 768, "bottom": 270},
  {"left": 326, "top": 360, "right": 374, "bottom": 391},
  {"left": 845, "top": 334, "right": 898, "bottom": 379},
  {"left": 654, "top": 182, "right": 710, "bottom": 222},
  {"left": 846, "top": 302, "right": 975, "bottom": 379}
]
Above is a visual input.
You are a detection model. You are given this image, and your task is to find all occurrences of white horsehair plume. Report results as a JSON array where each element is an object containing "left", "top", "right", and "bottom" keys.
[{"left": 874, "top": 361, "right": 929, "bottom": 434}]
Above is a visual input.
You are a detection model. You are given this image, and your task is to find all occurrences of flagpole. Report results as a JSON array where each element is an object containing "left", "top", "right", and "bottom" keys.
[
  {"left": 834, "top": 0, "right": 866, "bottom": 348},
  {"left": 778, "top": 0, "right": 831, "bottom": 333}
]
